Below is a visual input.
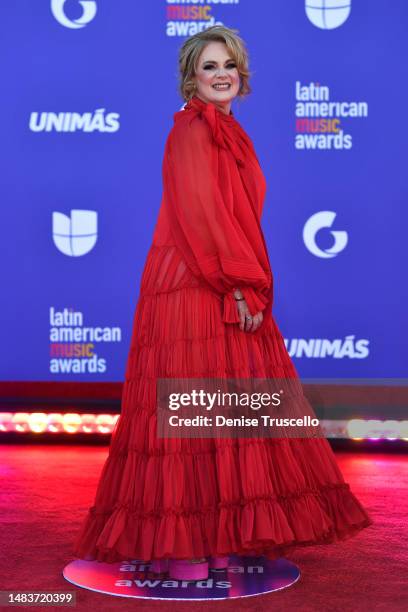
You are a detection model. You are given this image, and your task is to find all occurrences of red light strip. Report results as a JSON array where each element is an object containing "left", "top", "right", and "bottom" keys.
[{"left": 0, "top": 413, "right": 407, "bottom": 440}]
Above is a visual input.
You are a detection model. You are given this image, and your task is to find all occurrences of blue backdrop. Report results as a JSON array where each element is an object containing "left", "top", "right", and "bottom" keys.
[{"left": 2, "top": 1, "right": 407, "bottom": 381}]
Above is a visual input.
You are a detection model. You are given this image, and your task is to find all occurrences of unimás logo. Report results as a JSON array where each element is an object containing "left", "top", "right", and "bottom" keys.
[
  {"left": 51, "top": 0, "right": 97, "bottom": 29},
  {"left": 305, "top": 0, "right": 351, "bottom": 29},
  {"left": 29, "top": 109, "right": 120, "bottom": 133},
  {"left": 53, "top": 209, "right": 97, "bottom": 256},
  {"left": 284, "top": 336, "right": 369, "bottom": 359},
  {"left": 303, "top": 211, "right": 348, "bottom": 258}
]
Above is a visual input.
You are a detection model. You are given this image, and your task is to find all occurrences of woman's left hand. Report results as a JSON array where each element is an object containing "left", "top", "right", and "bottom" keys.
[
  {"left": 248, "top": 310, "right": 263, "bottom": 333},
  {"left": 234, "top": 288, "right": 263, "bottom": 332}
]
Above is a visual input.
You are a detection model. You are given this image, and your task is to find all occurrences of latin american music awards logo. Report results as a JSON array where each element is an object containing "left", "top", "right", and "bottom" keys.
[
  {"left": 51, "top": 0, "right": 97, "bottom": 29},
  {"left": 63, "top": 556, "right": 301, "bottom": 600}
]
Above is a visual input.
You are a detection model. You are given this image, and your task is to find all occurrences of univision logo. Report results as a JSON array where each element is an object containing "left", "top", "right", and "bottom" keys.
[
  {"left": 51, "top": 0, "right": 97, "bottom": 29},
  {"left": 53, "top": 210, "right": 97, "bottom": 256},
  {"left": 303, "top": 211, "right": 348, "bottom": 258},
  {"left": 305, "top": 0, "right": 351, "bottom": 29}
]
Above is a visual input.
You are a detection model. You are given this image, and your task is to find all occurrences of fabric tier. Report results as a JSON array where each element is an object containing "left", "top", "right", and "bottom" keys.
[{"left": 72, "top": 244, "right": 373, "bottom": 563}]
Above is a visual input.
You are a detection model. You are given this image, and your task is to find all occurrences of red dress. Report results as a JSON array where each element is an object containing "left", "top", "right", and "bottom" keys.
[{"left": 73, "top": 95, "right": 373, "bottom": 563}]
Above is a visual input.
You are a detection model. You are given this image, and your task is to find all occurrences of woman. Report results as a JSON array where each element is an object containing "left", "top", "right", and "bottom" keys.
[{"left": 73, "top": 25, "right": 373, "bottom": 582}]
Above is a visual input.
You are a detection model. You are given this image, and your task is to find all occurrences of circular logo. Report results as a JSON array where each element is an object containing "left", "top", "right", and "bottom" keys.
[
  {"left": 51, "top": 0, "right": 97, "bottom": 29},
  {"left": 63, "top": 556, "right": 300, "bottom": 601},
  {"left": 303, "top": 211, "right": 348, "bottom": 258}
]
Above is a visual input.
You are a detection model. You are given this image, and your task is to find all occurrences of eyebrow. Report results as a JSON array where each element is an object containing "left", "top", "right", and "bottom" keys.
[{"left": 201, "top": 59, "right": 235, "bottom": 65}]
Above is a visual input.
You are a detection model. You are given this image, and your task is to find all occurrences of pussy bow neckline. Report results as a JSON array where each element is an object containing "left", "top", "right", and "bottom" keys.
[{"left": 177, "top": 94, "right": 247, "bottom": 166}]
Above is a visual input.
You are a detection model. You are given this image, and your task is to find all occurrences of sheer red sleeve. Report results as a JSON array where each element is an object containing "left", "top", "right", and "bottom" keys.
[{"left": 163, "top": 113, "right": 272, "bottom": 325}]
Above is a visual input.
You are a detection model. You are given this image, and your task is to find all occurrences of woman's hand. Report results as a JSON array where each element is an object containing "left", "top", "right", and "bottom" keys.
[{"left": 234, "top": 289, "right": 264, "bottom": 333}]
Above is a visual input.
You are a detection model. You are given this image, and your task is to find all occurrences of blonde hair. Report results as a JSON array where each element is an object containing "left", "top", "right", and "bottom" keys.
[{"left": 178, "top": 25, "right": 252, "bottom": 102}]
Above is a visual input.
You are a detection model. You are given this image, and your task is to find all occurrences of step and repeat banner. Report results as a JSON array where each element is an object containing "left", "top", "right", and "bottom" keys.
[{"left": 2, "top": 1, "right": 407, "bottom": 381}]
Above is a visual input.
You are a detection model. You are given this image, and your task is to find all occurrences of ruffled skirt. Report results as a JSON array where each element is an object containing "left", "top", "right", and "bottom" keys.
[{"left": 72, "top": 245, "right": 373, "bottom": 562}]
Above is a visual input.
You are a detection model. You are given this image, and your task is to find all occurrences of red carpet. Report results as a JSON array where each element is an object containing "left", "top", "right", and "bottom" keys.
[{"left": 0, "top": 444, "right": 406, "bottom": 611}]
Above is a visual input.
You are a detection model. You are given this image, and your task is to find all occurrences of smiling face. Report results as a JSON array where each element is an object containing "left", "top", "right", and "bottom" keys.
[{"left": 193, "top": 41, "right": 241, "bottom": 110}]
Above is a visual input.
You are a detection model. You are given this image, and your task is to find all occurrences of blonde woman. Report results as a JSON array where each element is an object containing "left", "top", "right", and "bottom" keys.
[{"left": 73, "top": 25, "right": 372, "bottom": 582}]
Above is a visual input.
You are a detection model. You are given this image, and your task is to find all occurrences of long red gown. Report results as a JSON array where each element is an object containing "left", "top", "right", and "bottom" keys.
[{"left": 72, "top": 94, "right": 373, "bottom": 563}]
